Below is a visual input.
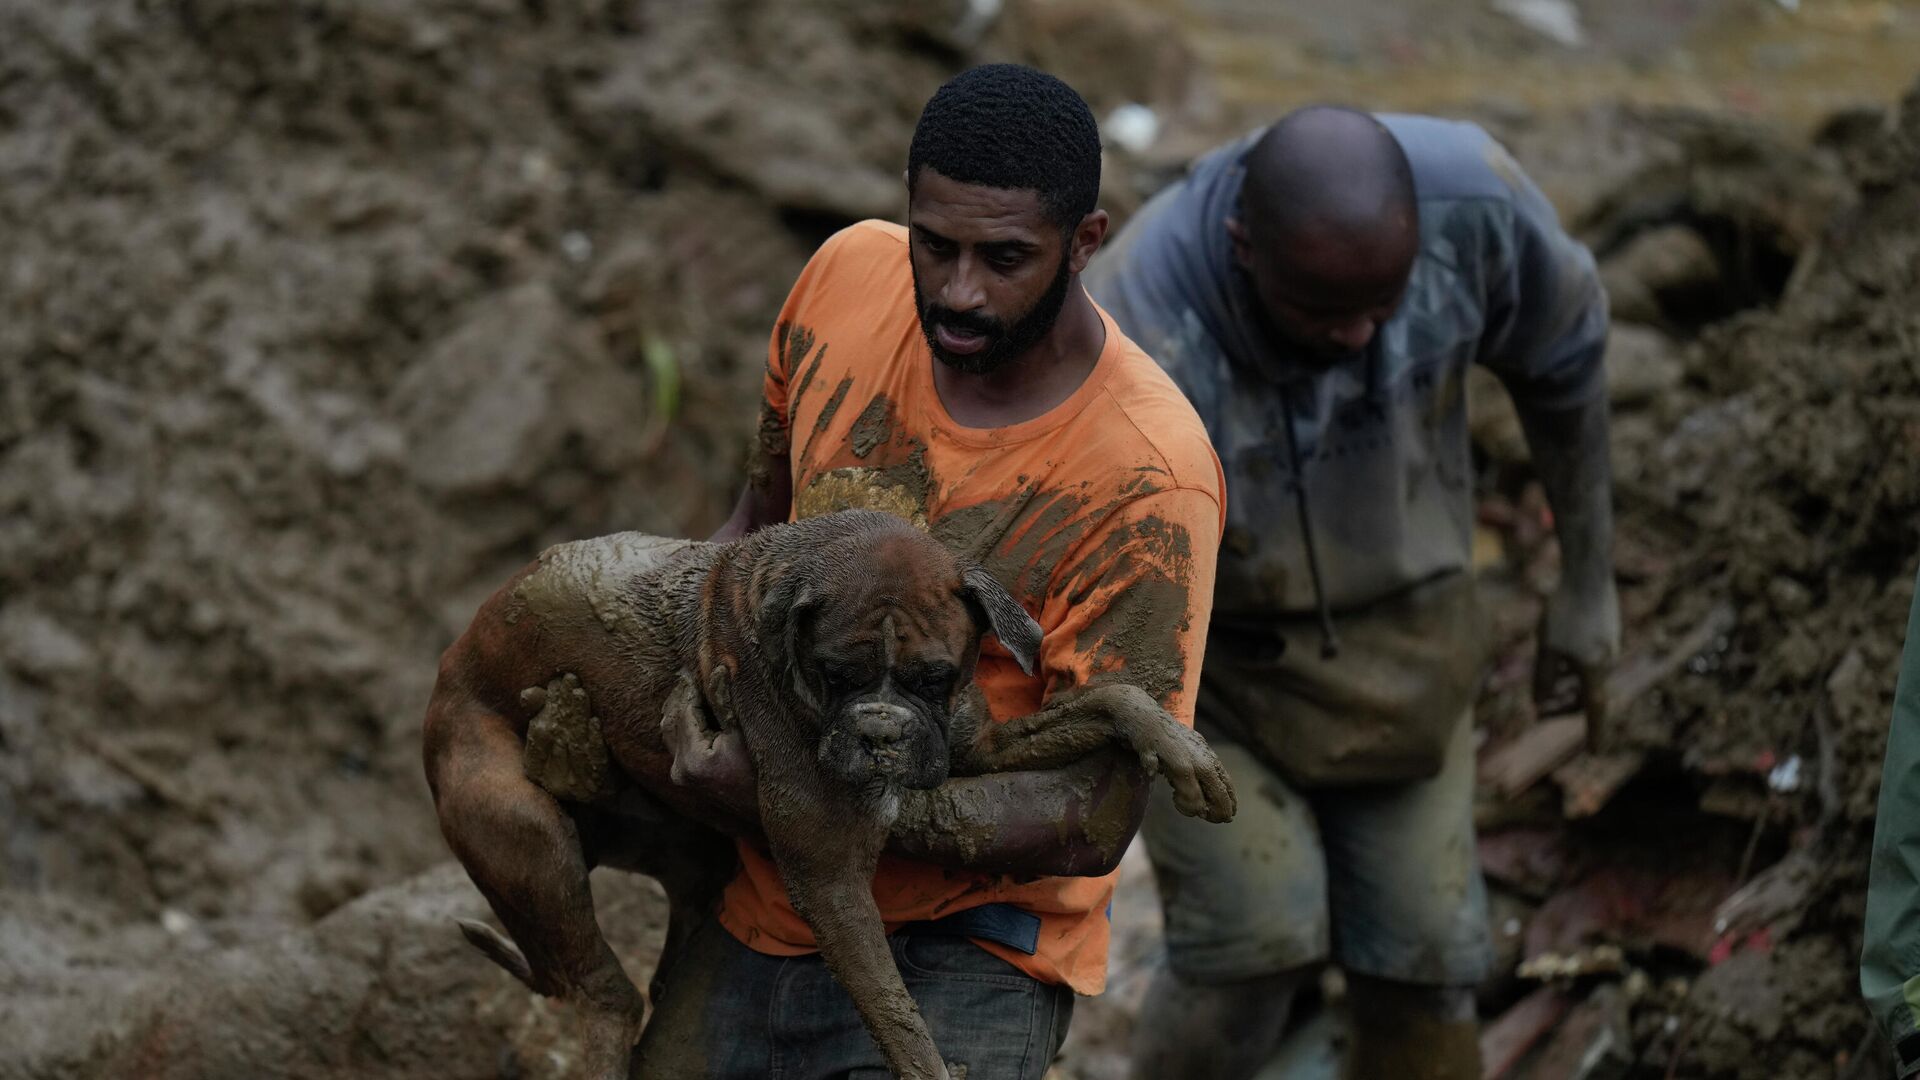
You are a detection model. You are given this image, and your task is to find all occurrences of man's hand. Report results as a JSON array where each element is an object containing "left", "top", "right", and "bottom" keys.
[
  {"left": 521, "top": 673, "right": 619, "bottom": 805},
  {"left": 660, "top": 670, "right": 760, "bottom": 822},
  {"left": 1534, "top": 580, "right": 1621, "bottom": 751},
  {"left": 1514, "top": 392, "right": 1619, "bottom": 753}
]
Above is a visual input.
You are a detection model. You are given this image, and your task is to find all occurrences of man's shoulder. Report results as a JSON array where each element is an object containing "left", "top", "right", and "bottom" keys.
[
  {"left": 784, "top": 220, "right": 914, "bottom": 346},
  {"left": 801, "top": 219, "right": 909, "bottom": 283},
  {"left": 829, "top": 218, "right": 909, "bottom": 253},
  {"left": 1380, "top": 113, "right": 1528, "bottom": 208}
]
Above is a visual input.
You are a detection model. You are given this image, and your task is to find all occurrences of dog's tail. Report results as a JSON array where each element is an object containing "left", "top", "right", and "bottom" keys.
[{"left": 456, "top": 918, "right": 542, "bottom": 993}]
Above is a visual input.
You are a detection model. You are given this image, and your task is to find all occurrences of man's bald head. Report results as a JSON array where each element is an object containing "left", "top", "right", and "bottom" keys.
[
  {"left": 1230, "top": 106, "right": 1420, "bottom": 363},
  {"left": 1243, "top": 106, "right": 1418, "bottom": 258}
]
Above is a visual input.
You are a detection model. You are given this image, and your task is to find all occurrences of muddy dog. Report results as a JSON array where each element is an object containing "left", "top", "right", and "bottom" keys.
[{"left": 423, "top": 509, "right": 1234, "bottom": 1079}]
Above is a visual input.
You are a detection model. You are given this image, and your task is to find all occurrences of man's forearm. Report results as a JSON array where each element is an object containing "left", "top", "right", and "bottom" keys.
[
  {"left": 888, "top": 749, "right": 1150, "bottom": 878},
  {"left": 710, "top": 452, "right": 793, "bottom": 543},
  {"left": 1516, "top": 394, "right": 1614, "bottom": 597}
]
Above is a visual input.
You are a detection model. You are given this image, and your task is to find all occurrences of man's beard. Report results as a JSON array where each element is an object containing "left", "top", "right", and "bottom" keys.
[
  {"left": 1283, "top": 324, "right": 1364, "bottom": 369},
  {"left": 1250, "top": 291, "right": 1361, "bottom": 370},
  {"left": 914, "top": 252, "right": 1073, "bottom": 376}
]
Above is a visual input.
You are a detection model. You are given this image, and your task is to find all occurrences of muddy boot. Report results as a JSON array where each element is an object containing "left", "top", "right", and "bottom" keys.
[
  {"left": 1128, "top": 962, "right": 1310, "bottom": 1080},
  {"left": 1343, "top": 975, "right": 1481, "bottom": 1080}
]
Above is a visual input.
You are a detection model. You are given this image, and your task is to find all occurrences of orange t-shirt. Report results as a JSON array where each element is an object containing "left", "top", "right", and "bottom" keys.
[{"left": 717, "top": 220, "right": 1224, "bottom": 995}]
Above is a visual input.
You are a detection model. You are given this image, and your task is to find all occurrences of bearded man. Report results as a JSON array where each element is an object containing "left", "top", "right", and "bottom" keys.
[{"left": 637, "top": 63, "right": 1227, "bottom": 1079}]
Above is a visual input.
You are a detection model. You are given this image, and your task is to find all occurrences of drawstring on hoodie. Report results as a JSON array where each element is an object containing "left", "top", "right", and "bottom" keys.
[
  {"left": 1277, "top": 382, "right": 1341, "bottom": 660},
  {"left": 1227, "top": 185, "right": 1382, "bottom": 663}
]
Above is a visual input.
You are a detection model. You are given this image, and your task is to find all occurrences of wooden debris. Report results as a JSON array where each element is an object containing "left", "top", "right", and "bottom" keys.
[
  {"left": 1712, "top": 846, "right": 1820, "bottom": 943},
  {"left": 1554, "top": 751, "right": 1647, "bottom": 818},
  {"left": 1481, "top": 603, "right": 1737, "bottom": 805},
  {"left": 1482, "top": 717, "right": 1587, "bottom": 799},
  {"left": 1525, "top": 862, "right": 1730, "bottom": 963},
  {"left": 1478, "top": 827, "right": 1574, "bottom": 897},
  {"left": 1604, "top": 603, "right": 1737, "bottom": 713},
  {"left": 1482, "top": 988, "right": 1576, "bottom": 1079},
  {"left": 1514, "top": 986, "right": 1633, "bottom": 1080}
]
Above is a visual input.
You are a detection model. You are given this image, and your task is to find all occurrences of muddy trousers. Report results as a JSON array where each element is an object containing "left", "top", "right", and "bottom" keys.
[
  {"left": 1142, "top": 707, "right": 1492, "bottom": 985},
  {"left": 633, "top": 911, "right": 1074, "bottom": 1079},
  {"left": 1131, "top": 710, "right": 1491, "bottom": 1080}
]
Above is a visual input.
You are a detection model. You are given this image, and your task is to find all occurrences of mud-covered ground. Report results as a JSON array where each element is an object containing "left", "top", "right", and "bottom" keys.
[{"left": 2, "top": 0, "right": 1918, "bottom": 1077}]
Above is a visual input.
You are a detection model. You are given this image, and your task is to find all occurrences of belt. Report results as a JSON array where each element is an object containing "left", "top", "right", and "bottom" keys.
[{"left": 895, "top": 902, "right": 1042, "bottom": 956}]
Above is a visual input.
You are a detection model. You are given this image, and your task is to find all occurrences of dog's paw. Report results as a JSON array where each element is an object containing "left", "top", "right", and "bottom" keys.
[
  {"left": 1143, "top": 721, "right": 1237, "bottom": 823},
  {"left": 1073, "top": 683, "right": 1237, "bottom": 823},
  {"left": 573, "top": 1001, "right": 643, "bottom": 1080}
]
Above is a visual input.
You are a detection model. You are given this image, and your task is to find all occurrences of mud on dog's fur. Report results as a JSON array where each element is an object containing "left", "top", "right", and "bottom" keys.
[{"left": 423, "top": 509, "right": 1233, "bottom": 1080}]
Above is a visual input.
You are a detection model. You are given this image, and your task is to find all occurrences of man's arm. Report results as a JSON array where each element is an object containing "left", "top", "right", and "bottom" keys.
[
  {"left": 710, "top": 448, "right": 792, "bottom": 542},
  {"left": 711, "top": 386, "right": 796, "bottom": 544},
  {"left": 1516, "top": 392, "right": 1620, "bottom": 728},
  {"left": 1863, "top": 569, "right": 1920, "bottom": 1078},
  {"left": 1475, "top": 134, "right": 1621, "bottom": 734},
  {"left": 890, "top": 750, "right": 1148, "bottom": 877}
]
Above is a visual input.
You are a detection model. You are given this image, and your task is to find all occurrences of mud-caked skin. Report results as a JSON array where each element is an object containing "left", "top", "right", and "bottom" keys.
[{"left": 422, "top": 509, "right": 1232, "bottom": 1080}]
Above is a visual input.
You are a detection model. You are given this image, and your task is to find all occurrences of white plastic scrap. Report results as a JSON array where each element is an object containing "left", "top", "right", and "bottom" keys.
[
  {"left": 1106, "top": 104, "right": 1162, "bottom": 155},
  {"left": 1489, "top": 0, "right": 1586, "bottom": 47},
  {"left": 954, "top": 0, "right": 1003, "bottom": 44},
  {"left": 1767, "top": 754, "right": 1803, "bottom": 793}
]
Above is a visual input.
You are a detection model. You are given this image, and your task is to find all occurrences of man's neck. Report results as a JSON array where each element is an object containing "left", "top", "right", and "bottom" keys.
[{"left": 932, "top": 285, "right": 1106, "bottom": 430}]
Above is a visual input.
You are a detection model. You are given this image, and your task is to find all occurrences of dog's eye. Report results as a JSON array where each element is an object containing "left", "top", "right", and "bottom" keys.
[
  {"left": 907, "top": 671, "right": 956, "bottom": 701},
  {"left": 821, "top": 662, "right": 866, "bottom": 695}
]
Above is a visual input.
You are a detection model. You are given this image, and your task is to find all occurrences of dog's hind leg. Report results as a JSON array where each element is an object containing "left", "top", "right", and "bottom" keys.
[
  {"left": 426, "top": 704, "right": 644, "bottom": 1080},
  {"left": 647, "top": 842, "right": 736, "bottom": 1007},
  {"left": 587, "top": 801, "right": 736, "bottom": 1009}
]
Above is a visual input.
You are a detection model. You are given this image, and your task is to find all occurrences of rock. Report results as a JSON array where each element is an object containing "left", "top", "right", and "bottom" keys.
[
  {"left": 6, "top": 862, "right": 670, "bottom": 1080},
  {"left": 393, "top": 284, "right": 651, "bottom": 496},
  {"left": 1598, "top": 225, "right": 1719, "bottom": 326},
  {"left": 1469, "top": 365, "right": 1530, "bottom": 466},
  {"left": 992, "top": 0, "right": 1208, "bottom": 117},
  {"left": 562, "top": 2, "right": 958, "bottom": 221},
  {"left": 0, "top": 603, "right": 95, "bottom": 679},
  {"left": 1469, "top": 313, "right": 1679, "bottom": 457},
  {"left": 1605, "top": 323, "right": 1683, "bottom": 407}
]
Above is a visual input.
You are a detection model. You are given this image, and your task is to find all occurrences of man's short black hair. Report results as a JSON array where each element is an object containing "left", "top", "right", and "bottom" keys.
[{"left": 907, "top": 64, "right": 1102, "bottom": 229}]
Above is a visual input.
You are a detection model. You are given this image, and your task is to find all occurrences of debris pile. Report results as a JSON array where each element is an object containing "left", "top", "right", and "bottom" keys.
[
  {"left": 1469, "top": 81, "right": 1920, "bottom": 1080},
  {"left": 0, "top": 1, "right": 1206, "bottom": 1076}
]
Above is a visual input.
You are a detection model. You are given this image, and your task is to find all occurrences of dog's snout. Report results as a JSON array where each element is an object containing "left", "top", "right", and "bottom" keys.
[{"left": 853, "top": 702, "right": 912, "bottom": 745}]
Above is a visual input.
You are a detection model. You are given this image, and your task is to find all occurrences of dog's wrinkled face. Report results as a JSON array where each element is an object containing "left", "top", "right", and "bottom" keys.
[{"left": 779, "top": 528, "right": 1040, "bottom": 791}]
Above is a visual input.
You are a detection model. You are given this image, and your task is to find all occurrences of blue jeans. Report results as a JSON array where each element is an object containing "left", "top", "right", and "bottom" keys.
[{"left": 635, "top": 913, "right": 1074, "bottom": 1079}]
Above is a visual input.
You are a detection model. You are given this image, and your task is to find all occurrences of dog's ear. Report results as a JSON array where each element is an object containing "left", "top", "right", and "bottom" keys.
[
  {"left": 959, "top": 564, "right": 1042, "bottom": 676},
  {"left": 759, "top": 576, "right": 823, "bottom": 711}
]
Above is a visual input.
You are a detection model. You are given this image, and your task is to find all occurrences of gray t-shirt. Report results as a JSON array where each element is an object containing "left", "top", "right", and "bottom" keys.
[{"left": 1085, "top": 114, "right": 1608, "bottom": 629}]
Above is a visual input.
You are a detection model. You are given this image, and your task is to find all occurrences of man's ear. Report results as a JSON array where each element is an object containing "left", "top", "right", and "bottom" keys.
[
  {"left": 958, "top": 565, "right": 1042, "bottom": 676},
  {"left": 1225, "top": 215, "right": 1255, "bottom": 271},
  {"left": 1068, "top": 209, "right": 1111, "bottom": 275}
]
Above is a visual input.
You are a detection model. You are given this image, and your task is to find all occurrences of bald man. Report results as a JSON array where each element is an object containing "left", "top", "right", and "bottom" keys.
[{"left": 1085, "top": 107, "right": 1618, "bottom": 1079}]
